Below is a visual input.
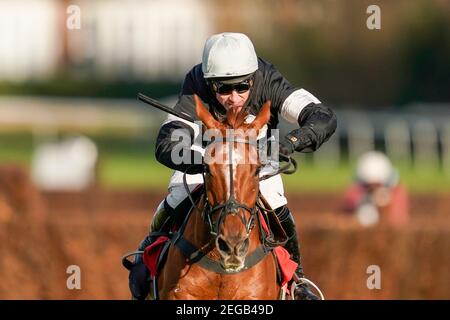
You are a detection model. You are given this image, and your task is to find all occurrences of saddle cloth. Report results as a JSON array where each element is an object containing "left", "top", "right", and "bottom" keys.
[
  {"left": 259, "top": 213, "right": 298, "bottom": 286},
  {"left": 143, "top": 236, "right": 170, "bottom": 278}
]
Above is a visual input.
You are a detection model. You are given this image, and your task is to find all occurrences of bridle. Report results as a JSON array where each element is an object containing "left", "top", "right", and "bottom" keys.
[
  {"left": 183, "top": 134, "right": 259, "bottom": 238},
  {"left": 203, "top": 136, "right": 258, "bottom": 237},
  {"left": 182, "top": 132, "right": 298, "bottom": 238},
  {"left": 167, "top": 132, "right": 299, "bottom": 276}
]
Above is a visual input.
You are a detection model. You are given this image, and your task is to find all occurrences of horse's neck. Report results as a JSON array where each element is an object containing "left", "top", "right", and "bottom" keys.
[{"left": 184, "top": 196, "right": 214, "bottom": 247}]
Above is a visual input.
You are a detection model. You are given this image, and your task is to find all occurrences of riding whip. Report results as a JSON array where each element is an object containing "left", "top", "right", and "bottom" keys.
[{"left": 137, "top": 93, "right": 195, "bottom": 123}]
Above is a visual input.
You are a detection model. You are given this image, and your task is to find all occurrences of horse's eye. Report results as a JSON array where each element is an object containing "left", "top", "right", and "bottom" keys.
[
  {"left": 255, "top": 167, "right": 261, "bottom": 176},
  {"left": 204, "top": 165, "right": 211, "bottom": 175}
]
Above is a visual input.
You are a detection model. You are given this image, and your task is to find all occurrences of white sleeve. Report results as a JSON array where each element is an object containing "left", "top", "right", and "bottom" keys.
[
  {"left": 280, "top": 89, "right": 321, "bottom": 124},
  {"left": 162, "top": 113, "right": 201, "bottom": 138},
  {"left": 162, "top": 114, "right": 205, "bottom": 156}
]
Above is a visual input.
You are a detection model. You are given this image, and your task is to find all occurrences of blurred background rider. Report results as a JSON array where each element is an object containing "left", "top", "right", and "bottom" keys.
[{"left": 342, "top": 151, "right": 410, "bottom": 227}]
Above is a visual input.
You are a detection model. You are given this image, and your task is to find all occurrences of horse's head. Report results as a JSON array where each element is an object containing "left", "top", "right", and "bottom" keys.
[{"left": 194, "top": 95, "right": 271, "bottom": 272}]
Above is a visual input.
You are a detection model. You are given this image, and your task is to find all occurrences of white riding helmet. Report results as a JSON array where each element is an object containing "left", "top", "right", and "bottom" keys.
[
  {"left": 356, "top": 151, "right": 395, "bottom": 185},
  {"left": 202, "top": 32, "right": 258, "bottom": 79}
]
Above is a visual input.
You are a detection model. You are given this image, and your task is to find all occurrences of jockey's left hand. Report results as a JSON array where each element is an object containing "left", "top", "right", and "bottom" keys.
[
  {"left": 279, "top": 138, "right": 295, "bottom": 157},
  {"left": 280, "top": 127, "right": 315, "bottom": 156}
]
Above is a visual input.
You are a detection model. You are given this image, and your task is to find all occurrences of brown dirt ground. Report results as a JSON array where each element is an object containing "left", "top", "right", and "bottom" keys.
[{"left": 0, "top": 166, "right": 449, "bottom": 299}]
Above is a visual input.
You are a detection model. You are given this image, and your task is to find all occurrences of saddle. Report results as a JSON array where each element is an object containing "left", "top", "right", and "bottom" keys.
[{"left": 144, "top": 184, "right": 206, "bottom": 281}]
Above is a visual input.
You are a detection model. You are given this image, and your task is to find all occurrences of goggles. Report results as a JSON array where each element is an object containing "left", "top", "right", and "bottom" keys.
[{"left": 210, "top": 78, "right": 253, "bottom": 95}]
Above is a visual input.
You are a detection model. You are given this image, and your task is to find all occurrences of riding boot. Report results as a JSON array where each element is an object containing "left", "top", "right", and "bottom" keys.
[
  {"left": 276, "top": 206, "right": 320, "bottom": 300},
  {"left": 128, "top": 201, "right": 172, "bottom": 300}
]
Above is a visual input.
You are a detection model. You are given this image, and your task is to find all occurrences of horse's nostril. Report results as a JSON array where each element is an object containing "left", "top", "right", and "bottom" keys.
[
  {"left": 236, "top": 238, "right": 250, "bottom": 255},
  {"left": 217, "top": 237, "right": 232, "bottom": 254}
]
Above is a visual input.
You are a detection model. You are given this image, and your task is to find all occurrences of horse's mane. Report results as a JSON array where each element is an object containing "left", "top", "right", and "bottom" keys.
[{"left": 225, "top": 107, "right": 248, "bottom": 129}]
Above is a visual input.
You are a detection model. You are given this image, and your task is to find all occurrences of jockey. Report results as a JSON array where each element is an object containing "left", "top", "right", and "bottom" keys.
[
  {"left": 342, "top": 151, "right": 410, "bottom": 227},
  {"left": 129, "top": 32, "right": 337, "bottom": 300}
]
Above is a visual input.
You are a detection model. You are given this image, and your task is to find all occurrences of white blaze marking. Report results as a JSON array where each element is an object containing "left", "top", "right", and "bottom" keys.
[{"left": 221, "top": 142, "right": 243, "bottom": 199}]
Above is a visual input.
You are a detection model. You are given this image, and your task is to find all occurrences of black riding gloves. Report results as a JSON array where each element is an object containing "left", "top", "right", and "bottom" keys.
[
  {"left": 279, "top": 103, "right": 337, "bottom": 157},
  {"left": 279, "top": 127, "right": 316, "bottom": 156}
]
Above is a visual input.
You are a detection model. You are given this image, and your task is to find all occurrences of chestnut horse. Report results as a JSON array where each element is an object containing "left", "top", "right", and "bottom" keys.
[{"left": 156, "top": 95, "right": 280, "bottom": 299}]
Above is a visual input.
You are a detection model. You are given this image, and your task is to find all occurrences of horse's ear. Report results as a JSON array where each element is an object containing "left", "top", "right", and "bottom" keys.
[
  {"left": 194, "top": 94, "right": 221, "bottom": 130},
  {"left": 249, "top": 100, "right": 271, "bottom": 131}
]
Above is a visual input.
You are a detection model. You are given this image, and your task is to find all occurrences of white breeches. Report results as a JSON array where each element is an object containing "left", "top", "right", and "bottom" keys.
[{"left": 165, "top": 162, "right": 287, "bottom": 210}]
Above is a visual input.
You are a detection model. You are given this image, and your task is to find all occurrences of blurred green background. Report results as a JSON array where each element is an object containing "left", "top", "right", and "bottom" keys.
[
  {"left": 0, "top": 130, "right": 448, "bottom": 193},
  {"left": 0, "top": 0, "right": 449, "bottom": 194}
]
